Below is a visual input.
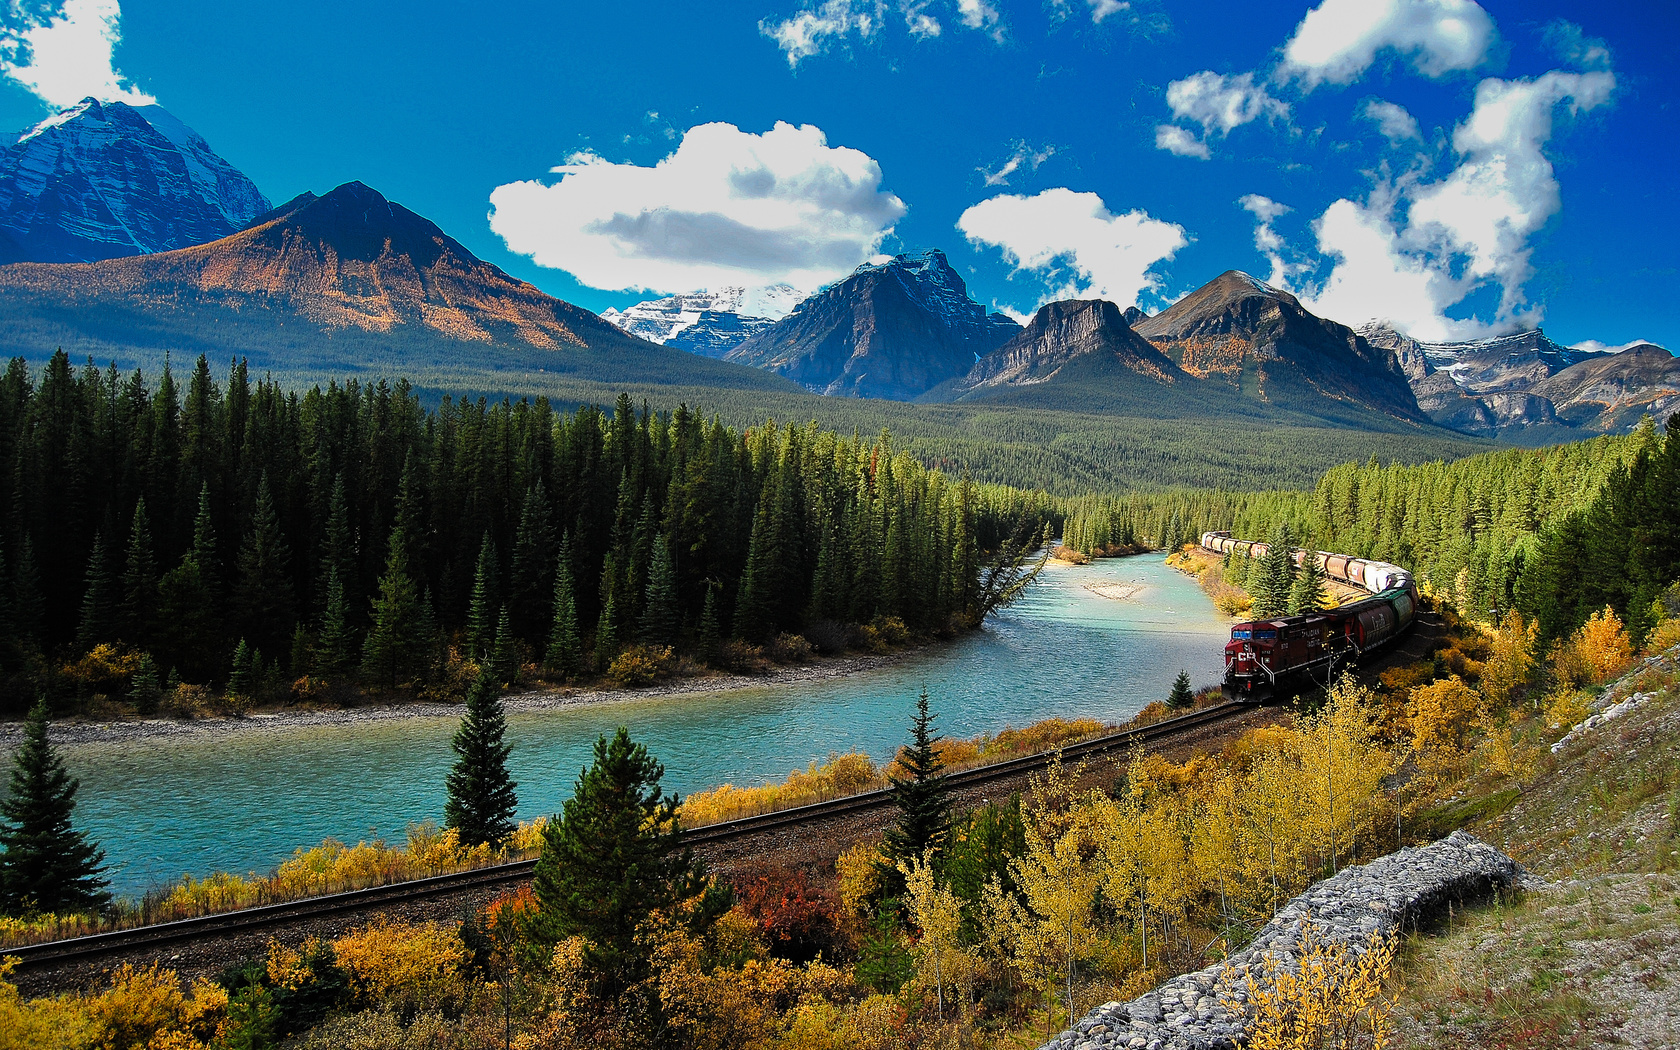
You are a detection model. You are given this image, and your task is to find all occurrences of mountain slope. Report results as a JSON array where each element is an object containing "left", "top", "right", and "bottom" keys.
[
  {"left": 953, "top": 298, "right": 1182, "bottom": 392},
  {"left": 0, "top": 98, "right": 270, "bottom": 263},
  {"left": 1133, "top": 271, "right": 1423, "bottom": 422},
  {"left": 726, "top": 249, "right": 1019, "bottom": 399},
  {"left": 0, "top": 181, "right": 801, "bottom": 393},
  {"left": 1535, "top": 345, "right": 1680, "bottom": 431}
]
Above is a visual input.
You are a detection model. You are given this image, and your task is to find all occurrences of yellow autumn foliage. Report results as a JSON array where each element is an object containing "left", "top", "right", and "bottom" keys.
[
  {"left": 1572, "top": 605, "right": 1634, "bottom": 680},
  {"left": 0, "top": 958, "right": 226, "bottom": 1050},
  {"left": 330, "top": 918, "right": 467, "bottom": 1011},
  {"left": 1223, "top": 923, "right": 1397, "bottom": 1050}
]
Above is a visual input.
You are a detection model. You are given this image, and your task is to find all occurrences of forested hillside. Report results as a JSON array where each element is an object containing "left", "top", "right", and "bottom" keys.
[
  {"left": 0, "top": 350, "right": 1053, "bottom": 712},
  {"left": 1063, "top": 416, "right": 1680, "bottom": 642}
]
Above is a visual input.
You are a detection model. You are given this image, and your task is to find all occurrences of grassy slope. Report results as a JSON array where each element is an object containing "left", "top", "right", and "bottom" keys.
[
  {"left": 0, "top": 289, "right": 1494, "bottom": 494},
  {"left": 1388, "top": 647, "right": 1680, "bottom": 1049}
]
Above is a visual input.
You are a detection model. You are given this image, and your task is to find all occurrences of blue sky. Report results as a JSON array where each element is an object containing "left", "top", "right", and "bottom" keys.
[{"left": 1, "top": 0, "right": 1675, "bottom": 349}]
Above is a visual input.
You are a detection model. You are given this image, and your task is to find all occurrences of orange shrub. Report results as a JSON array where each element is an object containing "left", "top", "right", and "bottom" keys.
[{"left": 1572, "top": 605, "right": 1633, "bottom": 680}]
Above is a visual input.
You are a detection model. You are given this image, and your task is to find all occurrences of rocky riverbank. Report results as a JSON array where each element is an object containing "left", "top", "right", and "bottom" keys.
[
  {"left": 0, "top": 648, "right": 925, "bottom": 750},
  {"left": 1040, "top": 831, "right": 1525, "bottom": 1050}
]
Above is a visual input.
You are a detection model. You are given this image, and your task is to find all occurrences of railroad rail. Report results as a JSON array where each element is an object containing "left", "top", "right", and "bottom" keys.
[{"left": 8, "top": 701, "right": 1249, "bottom": 972}]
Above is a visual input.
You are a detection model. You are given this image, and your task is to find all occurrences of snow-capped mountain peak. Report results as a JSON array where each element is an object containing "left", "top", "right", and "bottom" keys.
[{"left": 602, "top": 284, "right": 810, "bottom": 358}]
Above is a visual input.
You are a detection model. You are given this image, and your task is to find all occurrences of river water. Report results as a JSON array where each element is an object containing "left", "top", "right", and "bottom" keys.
[{"left": 65, "top": 555, "right": 1229, "bottom": 897}]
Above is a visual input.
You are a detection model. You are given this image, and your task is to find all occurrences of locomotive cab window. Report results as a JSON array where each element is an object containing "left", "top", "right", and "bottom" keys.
[
  {"left": 1255, "top": 629, "right": 1277, "bottom": 640},
  {"left": 1232, "top": 629, "right": 1252, "bottom": 639}
]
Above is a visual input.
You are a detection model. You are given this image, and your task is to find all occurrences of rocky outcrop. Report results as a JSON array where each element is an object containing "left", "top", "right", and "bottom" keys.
[
  {"left": 726, "top": 249, "right": 1020, "bottom": 399},
  {"left": 1039, "top": 831, "right": 1522, "bottom": 1050},
  {"left": 0, "top": 98, "right": 270, "bottom": 263},
  {"left": 961, "top": 299, "right": 1181, "bottom": 388},
  {"left": 1134, "top": 272, "right": 1423, "bottom": 422},
  {"left": 1536, "top": 345, "right": 1680, "bottom": 431}
]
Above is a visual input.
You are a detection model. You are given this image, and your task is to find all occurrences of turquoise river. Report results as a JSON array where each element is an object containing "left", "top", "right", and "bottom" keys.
[{"left": 64, "top": 555, "right": 1229, "bottom": 897}]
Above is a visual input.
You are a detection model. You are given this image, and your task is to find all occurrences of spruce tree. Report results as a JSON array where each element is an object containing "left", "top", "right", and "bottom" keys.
[
  {"left": 696, "top": 583, "right": 722, "bottom": 666},
  {"left": 0, "top": 701, "right": 110, "bottom": 915},
  {"left": 1288, "top": 555, "right": 1329, "bottom": 615},
  {"left": 510, "top": 482, "right": 555, "bottom": 641},
  {"left": 128, "top": 653, "right": 162, "bottom": 714},
  {"left": 544, "top": 536, "right": 582, "bottom": 680},
  {"left": 314, "top": 565, "right": 357, "bottom": 674},
  {"left": 1167, "top": 670, "right": 1195, "bottom": 709},
  {"left": 317, "top": 474, "right": 355, "bottom": 613},
  {"left": 466, "top": 532, "right": 498, "bottom": 660},
  {"left": 732, "top": 502, "right": 773, "bottom": 640},
  {"left": 362, "top": 534, "right": 424, "bottom": 690},
  {"left": 443, "top": 670, "right": 518, "bottom": 849},
  {"left": 227, "top": 638, "right": 257, "bottom": 697},
  {"left": 531, "top": 728, "right": 719, "bottom": 996},
  {"left": 231, "top": 474, "right": 294, "bottom": 658},
  {"left": 882, "top": 689, "right": 951, "bottom": 872},
  {"left": 637, "top": 538, "right": 678, "bottom": 647},
  {"left": 75, "top": 529, "right": 119, "bottom": 652},
  {"left": 120, "top": 498, "right": 158, "bottom": 646},
  {"left": 490, "top": 605, "right": 517, "bottom": 685}
]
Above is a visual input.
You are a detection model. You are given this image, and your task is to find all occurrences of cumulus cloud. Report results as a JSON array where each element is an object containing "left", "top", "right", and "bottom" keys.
[
  {"left": 980, "top": 141, "right": 1056, "bottom": 186},
  {"left": 489, "top": 121, "right": 907, "bottom": 294},
  {"left": 956, "top": 0, "right": 1004, "bottom": 40},
  {"left": 0, "top": 0, "right": 154, "bottom": 109},
  {"left": 1239, "top": 194, "right": 1297, "bottom": 287},
  {"left": 1362, "top": 99, "right": 1422, "bottom": 143},
  {"left": 1281, "top": 0, "right": 1494, "bottom": 88},
  {"left": 956, "top": 187, "right": 1187, "bottom": 311},
  {"left": 1155, "top": 71, "right": 1286, "bottom": 156},
  {"left": 1572, "top": 338, "right": 1659, "bottom": 354},
  {"left": 1300, "top": 70, "right": 1616, "bottom": 340},
  {"left": 1087, "top": 0, "right": 1129, "bottom": 23},
  {"left": 1153, "top": 125, "right": 1210, "bottom": 159},
  {"left": 760, "top": 0, "right": 884, "bottom": 67}
]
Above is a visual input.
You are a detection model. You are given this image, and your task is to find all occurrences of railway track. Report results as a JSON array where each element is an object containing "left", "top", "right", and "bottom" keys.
[{"left": 8, "top": 701, "right": 1249, "bottom": 973}]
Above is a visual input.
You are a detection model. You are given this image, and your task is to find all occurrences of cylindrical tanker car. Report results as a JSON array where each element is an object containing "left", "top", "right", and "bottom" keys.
[{"left": 1199, "top": 531, "right": 1417, "bottom": 701}]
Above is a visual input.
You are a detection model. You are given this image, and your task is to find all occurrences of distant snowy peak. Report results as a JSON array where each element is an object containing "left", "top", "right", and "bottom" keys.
[
  {"left": 1358, "top": 323, "right": 1602, "bottom": 391},
  {"left": 0, "top": 97, "right": 271, "bottom": 263},
  {"left": 602, "top": 284, "right": 808, "bottom": 358}
]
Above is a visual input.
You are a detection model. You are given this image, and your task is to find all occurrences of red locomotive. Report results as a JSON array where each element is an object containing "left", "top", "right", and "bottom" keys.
[{"left": 1200, "top": 532, "right": 1418, "bottom": 701}]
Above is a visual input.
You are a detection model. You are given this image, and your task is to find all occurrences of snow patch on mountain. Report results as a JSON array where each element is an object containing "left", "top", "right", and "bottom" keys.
[{"left": 602, "top": 284, "right": 808, "bottom": 358}]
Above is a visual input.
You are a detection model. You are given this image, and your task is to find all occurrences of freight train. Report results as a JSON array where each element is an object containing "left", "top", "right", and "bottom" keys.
[{"left": 1199, "top": 532, "right": 1417, "bottom": 701}]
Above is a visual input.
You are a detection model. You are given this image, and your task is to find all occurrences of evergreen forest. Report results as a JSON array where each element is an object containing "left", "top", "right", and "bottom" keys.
[{"left": 0, "top": 350, "right": 1054, "bottom": 712}]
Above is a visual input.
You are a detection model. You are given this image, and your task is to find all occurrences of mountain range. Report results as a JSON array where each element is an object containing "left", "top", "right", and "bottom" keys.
[
  {"left": 0, "top": 98, "right": 270, "bottom": 265},
  {"left": 0, "top": 98, "right": 1668, "bottom": 444}
]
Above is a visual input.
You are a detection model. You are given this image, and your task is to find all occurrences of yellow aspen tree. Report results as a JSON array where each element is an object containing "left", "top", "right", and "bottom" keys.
[
  {"left": 898, "top": 852, "right": 971, "bottom": 1021},
  {"left": 1008, "top": 814, "right": 1102, "bottom": 1031},
  {"left": 1091, "top": 763, "right": 1194, "bottom": 974},
  {"left": 1219, "top": 923, "right": 1398, "bottom": 1050},
  {"left": 1479, "top": 610, "right": 1536, "bottom": 710},
  {"left": 1190, "top": 772, "right": 1246, "bottom": 942},
  {"left": 1573, "top": 605, "right": 1633, "bottom": 680},
  {"left": 1408, "top": 675, "right": 1481, "bottom": 770},
  {"left": 1294, "top": 678, "right": 1395, "bottom": 873},
  {"left": 1236, "top": 748, "right": 1309, "bottom": 918}
]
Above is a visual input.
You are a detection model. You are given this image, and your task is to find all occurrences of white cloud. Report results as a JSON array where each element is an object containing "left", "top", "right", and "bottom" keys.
[
  {"left": 1087, "top": 0, "right": 1129, "bottom": 23},
  {"left": 1299, "top": 70, "right": 1616, "bottom": 340},
  {"left": 1239, "top": 194, "right": 1296, "bottom": 287},
  {"left": 1543, "top": 20, "right": 1611, "bottom": 72},
  {"left": 1281, "top": 0, "right": 1495, "bottom": 88},
  {"left": 980, "top": 141, "right": 1056, "bottom": 186},
  {"left": 489, "top": 121, "right": 906, "bottom": 294},
  {"left": 760, "top": 0, "right": 884, "bottom": 67},
  {"left": 0, "top": 0, "right": 154, "bottom": 109},
  {"left": 956, "top": 0, "right": 1004, "bottom": 40},
  {"left": 1153, "top": 124, "right": 1210, "bottom": 159},
  {"left": 956, "top": 187, "right": 1187, "bottom": 311},
  {"left": 1157, "top": 71, "right": 1288, "bottom": 154},
  {"left": 1362, "top": 99, "right": 1422, "bottom": 143},
  {"left": 1572, "top": 338, "right": 1658, "bottom": 354}
]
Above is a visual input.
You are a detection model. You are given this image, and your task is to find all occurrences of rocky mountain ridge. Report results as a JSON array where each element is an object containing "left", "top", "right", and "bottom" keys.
[
  {"left": 1362, "top": 322, "right": 1676, "bottom": 436},
  {"left": 726, "top": 249, "right": 1020, "bottom": 400},
  {"left": 958, "top": 298, "right": 1181, "bottom": 390},
  {"left": 0, "top": 98, "right": 270, "bottom": 264}
]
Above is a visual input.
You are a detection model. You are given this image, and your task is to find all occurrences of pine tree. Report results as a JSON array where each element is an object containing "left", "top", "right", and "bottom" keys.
[
  {"left": 362, "top": 533, "right": 424, "bottom": 690},
  {"left": 227, "top": 638, "right": 257, "bottom": 697},
  {"left": 637, "top": 537, "right": 678, "bottom": 647},
  {"left": 128, "top": 653, "right": 162, "bottom": 714},
  {"left": 120, "top": 498, "right": 158, "bottom": 646},
  {"left": 75, "top": 529, "right": 119, "bottom": 652},
  {"left": 466, "top": 532, "right": 498, "bottom": 660},
  {"left": 732, "top": 500, "right": 773, "bottom": 640},
  {"left": 443, "top": 670, "right": 518, "bottom": 849},
  {"left": 0, "top": 700, "right": 110, "bottom": 915},
  {"left": 509, "top": 482, "right": 555, "bottom": 641},
  {"left": 882, "top": 689, "right": 951, "bottom": 874},
  {"left": 544, "top": 536, "right": 582, "bottom": 680},
  {"left": 490, "top": 605, "right": 517, "bottom": 685},
  {"left": 314, "top": 565, "right": 357, "bottom": 674},
  {"left": 231, "top": 474, "right": 294, "bottom": 658},
  {"left": 1288, "top": 554, "right": 1329, "bottom": 615},
  {"left": 696, "top": 582, "right": 722, "bottom": 666},
  {"left": 318, "top": 473, "right": 355, "bottom": 614},
  {"left": 1167, "top": 670, "right": 1195, "bottom": 709},
  {"left": 531, "top": 728, "right": 720, "bottom": 996}
]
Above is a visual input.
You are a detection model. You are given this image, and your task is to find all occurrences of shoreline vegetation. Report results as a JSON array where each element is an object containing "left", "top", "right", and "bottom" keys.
[{"left": 0, "top": 695, "right": 1219, "bottom": 951}]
